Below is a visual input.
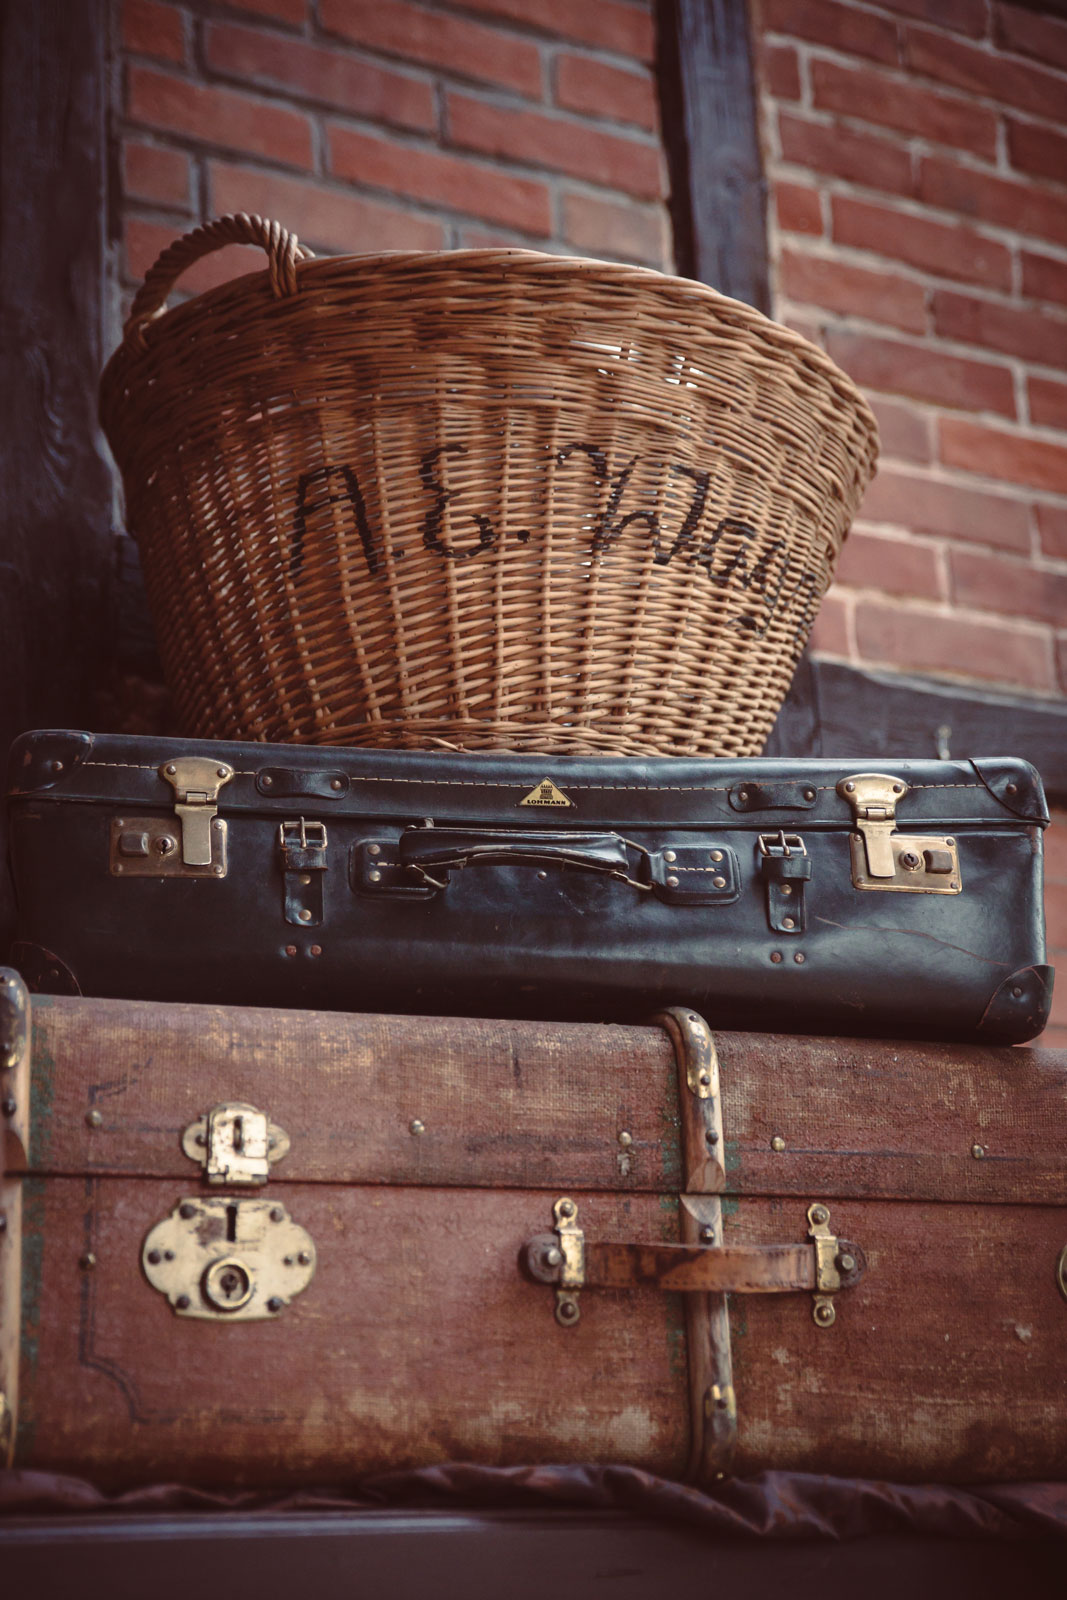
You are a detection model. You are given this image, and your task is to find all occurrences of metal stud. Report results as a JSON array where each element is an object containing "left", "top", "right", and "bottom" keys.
[
  {"left": 85, "top": 1108, "right": 103, "bottom": 1128},
  {"left": 771, "top": 1136, "right": 786, "bottom": 1153}
]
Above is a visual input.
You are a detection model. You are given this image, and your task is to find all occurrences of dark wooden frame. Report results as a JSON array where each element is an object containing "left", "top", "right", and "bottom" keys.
[{"left": 655, "top": 0, "right": 1067, "bottom": 805}]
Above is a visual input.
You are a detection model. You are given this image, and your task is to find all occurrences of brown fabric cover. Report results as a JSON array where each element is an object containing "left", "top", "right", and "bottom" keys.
[{"left": 2, "top": 1466, "right": 1065, "bottom": 1541}]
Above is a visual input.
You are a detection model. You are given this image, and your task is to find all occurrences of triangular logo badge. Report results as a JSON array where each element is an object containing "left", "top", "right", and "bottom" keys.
[{"left": 519, "top": 777, "right": 575, "bottom": 808}]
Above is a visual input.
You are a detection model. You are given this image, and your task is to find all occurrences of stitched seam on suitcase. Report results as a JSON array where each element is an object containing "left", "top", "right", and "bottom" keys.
[{"left": 78, "top": 763, "right": 983, "bottom": 795}]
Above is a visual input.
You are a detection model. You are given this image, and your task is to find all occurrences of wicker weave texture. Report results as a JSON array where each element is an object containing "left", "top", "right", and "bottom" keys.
[{"left": 101, "top": 214, "right": 879, "bottom": 756}]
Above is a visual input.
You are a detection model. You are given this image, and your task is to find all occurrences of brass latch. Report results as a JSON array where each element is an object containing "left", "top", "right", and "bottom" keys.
[
  {"left": 181, "top": 1103, "right": 290, "bottom": 1185},
  {"left": 142, "top": 1197, "right": 315, "bottom": 1321},
  {"left": 838, "top": 773, "right": 960, "bottom": 894},
  {"left": 524, "top": 1198, "right": 865, "bottom": 1329},
  {"left": 160, "top": 757, "right": 235, "bottom": 867}
]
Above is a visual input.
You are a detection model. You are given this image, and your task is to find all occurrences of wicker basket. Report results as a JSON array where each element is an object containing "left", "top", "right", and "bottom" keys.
[{"left": 100, "top": 213, "right": 878, "bottom": 756}]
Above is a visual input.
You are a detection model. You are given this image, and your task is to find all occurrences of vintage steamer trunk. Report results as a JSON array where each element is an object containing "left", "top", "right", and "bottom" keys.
[
  {"left": 6, "top": 730, "right": 1054, "bottom": 1043},
  {"left": 2, "top": 974, "right": 1066, "bottom": 1487}
]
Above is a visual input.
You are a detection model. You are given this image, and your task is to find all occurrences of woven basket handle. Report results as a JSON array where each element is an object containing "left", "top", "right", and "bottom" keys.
[{"left": 123, "top": 212, "right": 315, "bottom": 348}]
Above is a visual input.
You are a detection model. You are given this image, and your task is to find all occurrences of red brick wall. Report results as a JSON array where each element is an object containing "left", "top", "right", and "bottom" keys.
[
  {"left": 751, "top": 0, "right": 1067, "bottom": 704},
  {"left": 114, "top": 0, "right": 672, "bottom": 327},
  {"left": 751, "top": 0, "right": 1067, "bottom": 1045}
]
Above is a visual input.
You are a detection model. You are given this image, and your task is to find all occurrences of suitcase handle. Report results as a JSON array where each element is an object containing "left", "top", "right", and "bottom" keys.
[{"left": 398, "top": 827, "right": 644, "bottom": 886}]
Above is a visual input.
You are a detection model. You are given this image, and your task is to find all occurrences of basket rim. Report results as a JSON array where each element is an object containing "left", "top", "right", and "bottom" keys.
[{"left": 101, "top": 242, "right": 879, "bottom": 454}]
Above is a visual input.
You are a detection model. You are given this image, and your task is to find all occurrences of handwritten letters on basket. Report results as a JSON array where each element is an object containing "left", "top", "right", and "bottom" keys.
[{"left": 290, "top": 443, "right": 822, "bottom": 645}]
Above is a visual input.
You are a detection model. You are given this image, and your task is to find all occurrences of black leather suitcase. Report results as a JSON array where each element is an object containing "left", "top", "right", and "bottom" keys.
[{"left": 5, "top": 728, "right": 1053, "bottom": 1042}]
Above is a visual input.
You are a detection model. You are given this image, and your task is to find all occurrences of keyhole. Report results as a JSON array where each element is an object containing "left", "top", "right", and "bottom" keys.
[
  {"left": 220, "top": 1269, "right": 242, "bottom": 1299},
  {"left": 226, "top": 1204, "right": 238, "bottom": 1243}
]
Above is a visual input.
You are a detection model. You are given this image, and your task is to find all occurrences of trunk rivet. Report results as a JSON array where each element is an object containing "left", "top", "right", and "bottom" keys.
[
  {"left": 810, "top": 1204, "right": 830, "bottom": 1224},
  {"left": 179, "top": 1202, "right": 197, "bottom": 1220},
  {"left": 271, "top": 1207, "right": 285, "bottom": 1222},
  {"left": 267, "top": 1297, "right": 283, "bottom": 1313},
  {"left": 618, "top": 1131, "right": 633, "bottom": 1148},
  {"left": 700, "top": 1226, "right": 715, "bottom": 1243},
  {"left": 85, "top": 1108, "right": 103, "bottom": 1128},
  {"left": 770, "top": 951, "right": 782, "bottom": 964},
  {"left": 176, "top": 1295, "right": 190, "bottom": 1310},
  {"left": 972, "top": 1143, "right": 985, "bottom": 1159},
  {"left": 771, "top": 1136, "right": 786, "bottom": 1153},
  {"left": 409, "top": 1119, "right": 425, "bottom": 1136},
  {"left": 80, "top": 1252, "right": 96, "bottom": 1270},
  {"left": 705, "top": 1129, "right": 719, "bottom": 1146},
  {"left": 666, "top": 875, "right": 679, "bottom": 887}
]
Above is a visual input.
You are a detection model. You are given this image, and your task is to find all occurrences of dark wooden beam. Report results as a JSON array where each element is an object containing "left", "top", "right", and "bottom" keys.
[
  {"left": 767, "top": 658, "right": 1067, "bottom": 805},
  {"left": 655, "top": 0, "right": 770, "bottom": 310},
  {"left": 0, "top": 0, "right": 114, "bottom": 947}
]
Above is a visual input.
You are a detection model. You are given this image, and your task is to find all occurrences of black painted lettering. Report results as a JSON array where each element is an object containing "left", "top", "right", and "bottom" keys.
[
  {"left": 420, "top": 444, "right": 498, "bottom": 562},
  {"left": 291, "top": 465, "right": 380, "bottom": 581}
]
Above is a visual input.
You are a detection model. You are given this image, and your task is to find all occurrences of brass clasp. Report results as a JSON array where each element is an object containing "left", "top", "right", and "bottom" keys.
[
  {"left": 159, "top": 757, "right": 234, "bottom": 868},
  {"left": 181, "top": 1102, "right": 290, "bottom": 1185},
  {"left": 838, "top": 773, "right": 961, "bottom": 895}
]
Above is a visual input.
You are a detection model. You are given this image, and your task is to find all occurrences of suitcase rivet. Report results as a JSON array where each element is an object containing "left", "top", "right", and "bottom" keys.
[
  {"left": 769, "top": 951, "right": 782, "bottom": 964},
  {"left": 409, "top": 1119, "right": 425, "bottom": 1136},
  {"left": 179, "top": 1202, "right": 197, "bottom": 1220},
  {"left": 79, "top": 1252, "right": 96, "bottom": 1270},
  {"left": 217, "top": 768, "right": 229, "bottom": 780},
  {"left": 780, "top": 884, "right": 792, "bottom": 896},
  {"left": 310, "top": 945, "right": 323, "bottom": 958},
  {"left": 85, "top": 1108, "right": 103, "bottom": 1128},
  {"left": 165, "top": 764, "right": 176, "bottom": 775},
  {"left": 1005, "top": 783, "right": 1017, "bottom": 795},
  {"left": 804, "top": 789, "right": 815, "bottom": 801},
  {"left": 810, "top": 1204, "right": 829, "bottom": 1224},
  {"left": 794, "top": 953, "right": 806, "bottom": 965},
  {"left": 369, "top": 870, "right": 382, "bottom": 883},
  {"left": 698, "top": 1072, "right": 711, "bottom": 1087},
  {"left": 271, "top": 1207, "right": 285, "bottom": 1222},
  {"left": 300, "top": 874, "right": 311, "bottom": 886},
  {"left": 664, "top": 850, "right": 676, "bottom": 862},
  {"left": 298, "top": 909, "right": 313, "bottom": 921},
  {"left": 537, "top": 871, "right": 548, "bottom": 880},
  {"left": 558, "top": 1299, "right": 578, "bottom": 1323},
  {"left": 1011, "top": 985, "right": 1023, "bottom": 998},
  {"left": 558, "top": 1199, "right": 576, "bottom": 1219},
  {"left": 285, "top": 945, "right": 298, "bottom": 957},
  {"left": 618, "top": 1131, "right": 633, "bottom": 1148},
  {"left": 50, "top": 760, "right": 63, "bottom": 773},
  {"left": 710, "top": 850, "right": 723, "bottom": 862},
  {"left": 331, "top": 779, "right": 343, "bottom": 791},
  {"left": 700, "top": 1226, "right": 715, "bottom": 1243},
  {"left": 782, "top": 917, "right": 795, "bottom": 930},
  {"left": 713, "top": 876, "right": 726, "bottom": 889},
  {"left": 267, "top": 1298, "right": 283, "bottom": 1313},
  {"left": 771, "top": 1136, "right": 786, "bottom": 1153},
  {"left": 972, "top": 1144, "right": 985, "bottom": 1159},
  {"left": 368, "top": 843, "right": 381, "bottom": 855},
  {"left": 705, "top": 1130, "right": 719, "bottom": 1146},
  {"left": 214, "top": 865, "right": 225, "bottom": 876},
  {"left": 261, "top": 776, "right": 273, "bottom": 787},
  {"left": 176, "top": 1295, "right": 190, "bottom": 1310},
  {"left": 814, "top": 1301, "right": 836, "bottom": 1328},
  {"left": 667, "top": 875, "right": 679, "bottom": 888}
]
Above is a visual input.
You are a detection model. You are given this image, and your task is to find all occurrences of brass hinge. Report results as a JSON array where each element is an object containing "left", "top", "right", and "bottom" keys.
[
  {"left": 838, "top": 773, "right": 961, "bottom": 894},
  {"left": 181, "top": 1102, "right": 290, "bottom": 1186},
  {"left": 160, "top": 757, "right": 235, "bottom": 868}
]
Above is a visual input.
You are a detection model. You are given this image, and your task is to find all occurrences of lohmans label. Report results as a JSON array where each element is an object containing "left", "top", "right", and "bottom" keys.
[{"left": 520, "top": 779, "right": 574, "bottom": 808}]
